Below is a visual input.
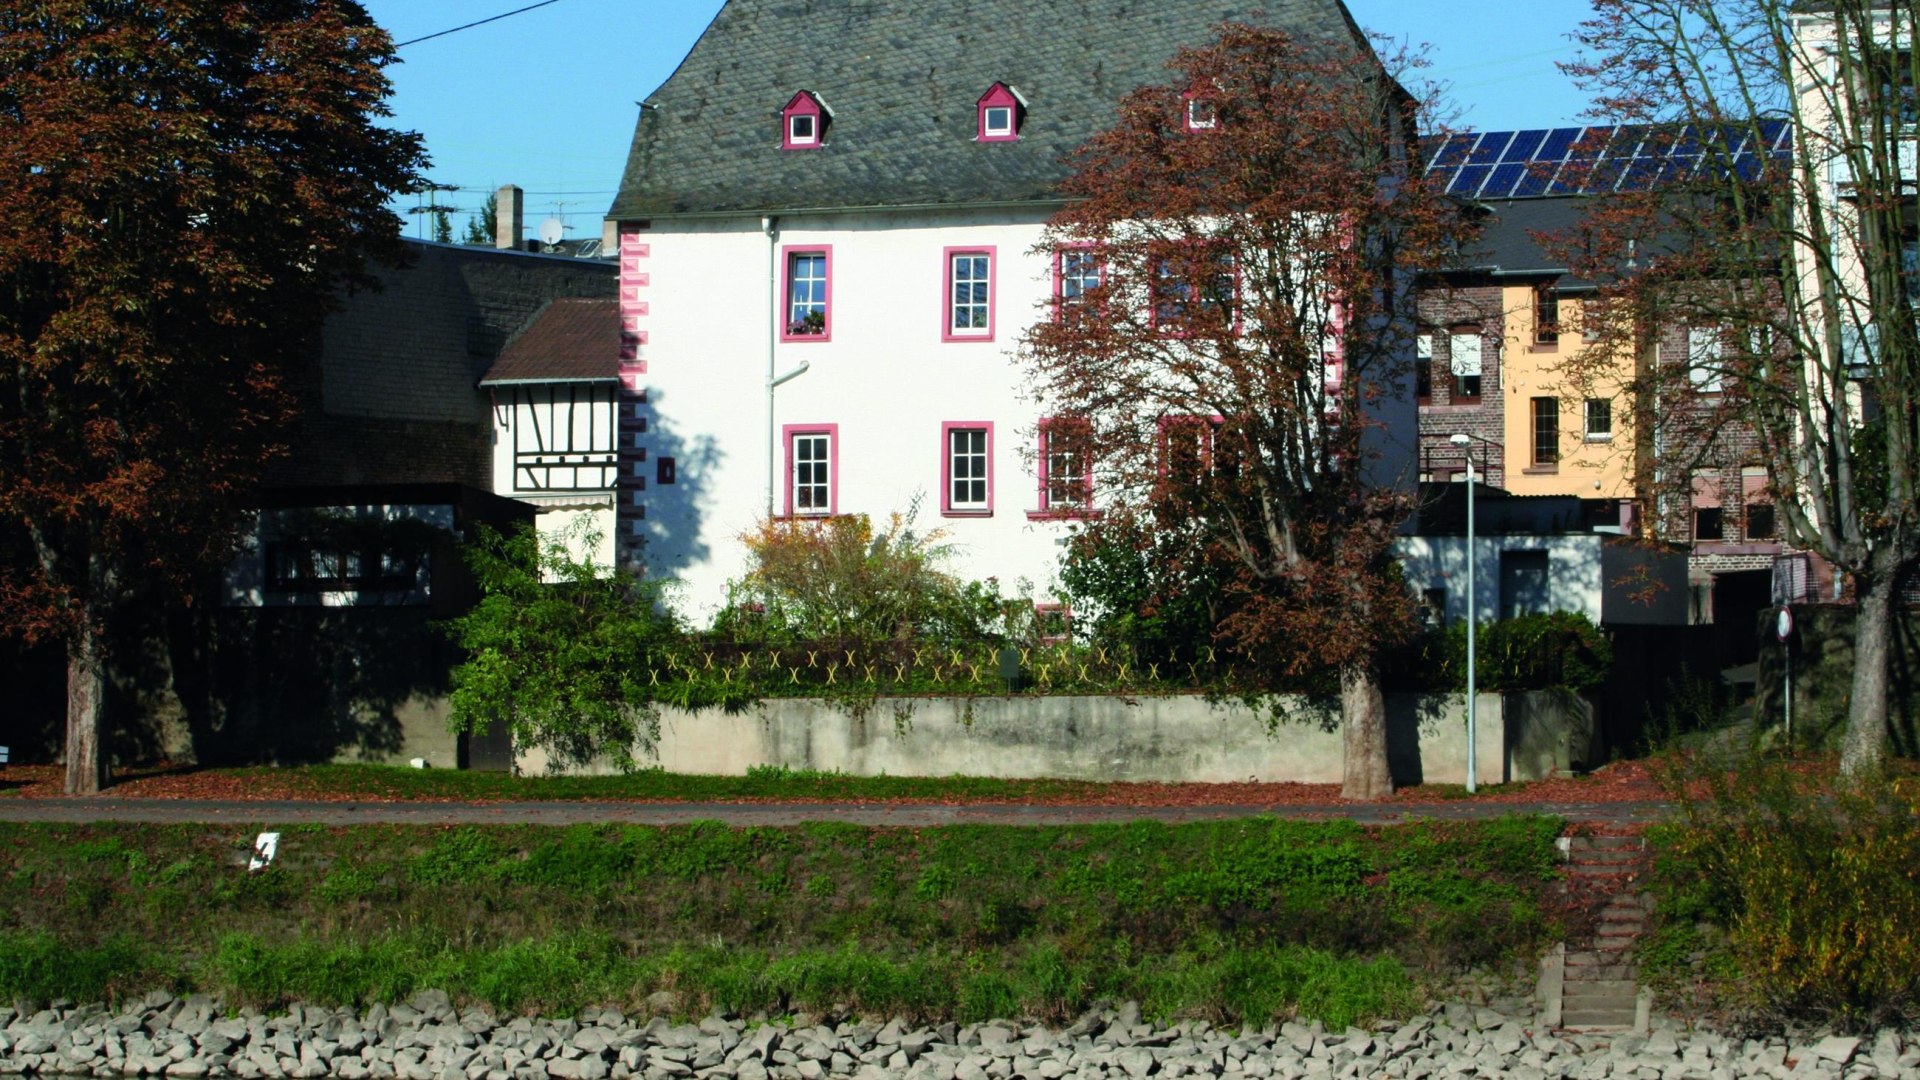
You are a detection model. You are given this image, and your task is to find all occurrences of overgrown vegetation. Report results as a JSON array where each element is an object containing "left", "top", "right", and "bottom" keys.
[
  {"left": 442, "top": 524, "right": 711, "bottom": 770},
  {"left": 0, "top": 817, "right": 1565, "bottom": 1026},
  {"left": 1639, "top": 749, "right": 1920, "bottom": 1028}
]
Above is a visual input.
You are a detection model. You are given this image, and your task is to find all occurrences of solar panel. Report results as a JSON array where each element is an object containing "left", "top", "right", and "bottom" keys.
[
  {"left": 1501, "top": 130, "right": 1548, "bottom": 162},
  {"left": 1482, "top": 162, "right": 1528, "bottom": 199},
  {"left": 1468, "top": 132, "right": 1512, "bottom": 165},
  {"left": 1426, "top": 119, "right": 1796, "bottom": 200},
  {"left": 1449, "top": 164, "right": 1493, "bottom": 196}
]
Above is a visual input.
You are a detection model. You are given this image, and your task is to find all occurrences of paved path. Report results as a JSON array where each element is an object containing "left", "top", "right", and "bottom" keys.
[{"left": 0, "top": 796, "right": 1667, "bottom": 827}]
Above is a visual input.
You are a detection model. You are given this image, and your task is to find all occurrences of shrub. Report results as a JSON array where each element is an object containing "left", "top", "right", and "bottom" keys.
[
  {"left": 1397, "top": 611, "right": 1613, "bottom": 694},
  {"left": 1642, "top": 750, "right": 1920, "bottom": 1027},
  {"left": 442, "top": 522, "right": 698, "bottom": 770},
  {"left": 722, "top": 505, "right": 998, "bottom": 646}
]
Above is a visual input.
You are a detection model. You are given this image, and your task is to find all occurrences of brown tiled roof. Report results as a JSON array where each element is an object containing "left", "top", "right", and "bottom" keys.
[{"left": 479, "top": 298, "right": 618, "bottom": 385}]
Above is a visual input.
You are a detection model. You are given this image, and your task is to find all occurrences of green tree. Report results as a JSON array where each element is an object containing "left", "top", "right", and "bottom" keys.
[
  {"left": 0, "top": 1, "right": 425, "bottom": 792},
  {"left": 443, "top": 524, "right": 685, "bottom": 772},
  {"left": 464, "top": 192, "right": 497, "bottom": 246}
]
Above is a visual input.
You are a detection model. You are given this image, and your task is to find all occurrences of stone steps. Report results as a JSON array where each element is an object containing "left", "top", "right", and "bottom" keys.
[{"left": 1543, "top": 836, "right": 1651, "bottom": 1033}]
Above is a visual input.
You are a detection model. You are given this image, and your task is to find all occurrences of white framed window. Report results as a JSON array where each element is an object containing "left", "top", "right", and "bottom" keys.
[
  {"left": 1056, "top": 247, "right": 1102, "bottom": 306},
  {"left": 785, "top": 426, "right": 836, "bottom": 516},
  {"left": 1036, "top": 417, "right": 1093, "bottom": 515},
  {"left": 1687, "top": 326, "right": 1724, "bottom": 391},
  {"left": 944, "top": 247, "right": 994, "bottom": 340},
  {"left": 983, "top": 106, "right": 1013, "bottom": 137},
  {"left": 788, "top": 113, "right": 816, "bottom": 144},
  {"left": 1583, "top": 397, "right": 1613, "bottom": 441},
  {"left": 942, "top": 423, "right": 992, "bottom": 515},
  {"left": 1185, "top": 98, "right": 1217, "bottom": 131}
]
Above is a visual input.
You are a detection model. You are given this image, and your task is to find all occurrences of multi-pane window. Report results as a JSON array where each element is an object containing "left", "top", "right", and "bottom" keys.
[
  {"left": 1152, "top": 249, "right": 1236, "bottom": 331},
  {"left": 945, "top": 425, "right": 991, "bottom": 514},
  {"left": 784, "top": 249, "right": 830, "bottom": 339},
  {"left": 790, "top": 430, "right": 833, "bottom": 515},
  {"left": 1039, "top": 419, "right": 1092, "bottom": 513},
  {"left": 1160, "top": 416, "right": 1218, "bottom": 485},
  {"left": 1056, "top": 248, "right": 1102, "bottom": 308},
  {"left": 1583, "top": 397, "right": 1612, "bottom": 441},
  {"left": 1534, "top": 284, "right": 1560, "bottom": 344},
  {"left": 1531, "top": 396, "right": 1559, "bottom": 466},
  {"left": 946, "top": 249, "right": 993, "bottom": 339}
]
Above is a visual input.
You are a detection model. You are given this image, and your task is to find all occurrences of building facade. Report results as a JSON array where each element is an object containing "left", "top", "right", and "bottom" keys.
[{"left": 605, "top": 0, "right": 1382, "bottom": 618}]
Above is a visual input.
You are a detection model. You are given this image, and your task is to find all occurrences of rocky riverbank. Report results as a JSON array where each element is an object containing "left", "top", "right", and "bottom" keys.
[{"left": 2, "top": 991, "right": 1914, "bottom": 1080}]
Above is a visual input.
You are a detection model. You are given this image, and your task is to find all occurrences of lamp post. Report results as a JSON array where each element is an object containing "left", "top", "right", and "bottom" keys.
[{"left": 1447, "top": 431, "right": 1491, "bottom": 793}]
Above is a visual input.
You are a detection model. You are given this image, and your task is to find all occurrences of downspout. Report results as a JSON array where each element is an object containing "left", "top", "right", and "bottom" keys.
[{"left": 765, "top": 216, "right": 780, "bottom": 517}]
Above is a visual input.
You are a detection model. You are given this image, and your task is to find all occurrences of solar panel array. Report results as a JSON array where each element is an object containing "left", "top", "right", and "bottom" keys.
[{"left": 1423, "top": 121, "right": 1793, "bottom": 201}]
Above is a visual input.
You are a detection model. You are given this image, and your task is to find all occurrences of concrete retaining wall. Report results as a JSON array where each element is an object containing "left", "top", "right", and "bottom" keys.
[{"left": 519, "top": 691, "right": 1591, "bottom": 785}]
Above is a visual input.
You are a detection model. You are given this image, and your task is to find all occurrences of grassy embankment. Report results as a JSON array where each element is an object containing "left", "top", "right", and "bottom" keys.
[{"left": 0, "top": 816, "right": 1566, "bottom": 1028}]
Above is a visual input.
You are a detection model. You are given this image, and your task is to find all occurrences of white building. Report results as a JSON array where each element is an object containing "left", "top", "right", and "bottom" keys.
[
  {"left": 603, "top": 0, "right": 1384, "bottom": 617},
  {"left": 479, "top": 297, "right": 621, "bottom": 566}
]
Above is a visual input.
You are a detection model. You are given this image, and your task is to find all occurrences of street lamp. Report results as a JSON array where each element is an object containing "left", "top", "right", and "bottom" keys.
[{"left": 1446, "top": 431, "right": 1494, "bottom": 793}]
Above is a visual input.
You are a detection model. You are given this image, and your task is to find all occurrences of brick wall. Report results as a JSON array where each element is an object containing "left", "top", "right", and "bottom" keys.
[
  {"left": 267, "top": 241, "right": 616, "bottom": 491},
  {"left": 1416, "top": 277, "right": 1508, "bottom": 487}
]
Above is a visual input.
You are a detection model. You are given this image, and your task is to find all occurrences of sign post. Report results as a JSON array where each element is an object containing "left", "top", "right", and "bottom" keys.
[{"left": 1776, "top": 606, "right": 1794, "bottom": 748}]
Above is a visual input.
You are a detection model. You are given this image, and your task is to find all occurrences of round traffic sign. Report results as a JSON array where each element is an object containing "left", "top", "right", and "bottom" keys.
[{"left": 1776, "top": 606, "right": 1794, "bottom": 641}]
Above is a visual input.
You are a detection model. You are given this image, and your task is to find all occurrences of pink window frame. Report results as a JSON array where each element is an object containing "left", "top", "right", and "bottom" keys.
[
  {"left": 1029, "top": 416, "right": 1096, "bottom": 520},
  {"left": 976, "top": 83, "right": 1023, "bottom": 142},
  {"left": 1155, "top": 414, "right": 1225, "bottom": 479},
  {"left": 1051, "top": 242, "right": 1104, "bottom": 320},
  {"left": 782, "top": 423, "right": 839, "bottom": 517},
  {"left": 780, "top": 244, "right": 833, "bottom": 342},
  {"left": 940, "top": 421, "right": 995, "bottom": 517},
  {"left": 1034, "top": 602, "right": 1072, "bottom": 646},
  {"left": 781, "top": 91, "right": 826, "bottom": 150},
  {"left": 1148, "top": 245, "right": 1241, "bottom": 338},
  {"left": 942, "top": 246, "right": 996, "bottom": 342}
]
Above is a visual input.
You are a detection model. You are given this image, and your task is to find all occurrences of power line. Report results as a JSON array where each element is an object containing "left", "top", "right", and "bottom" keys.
[{"left": 395, "top": 0, "right": 571, "bottom": 48}]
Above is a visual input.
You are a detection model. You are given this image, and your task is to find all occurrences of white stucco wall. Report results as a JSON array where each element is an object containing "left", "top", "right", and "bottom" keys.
[
  {"left": 487, "top": 384, "right": 619, "bottom": 569},
  {"left": 634, "top": 208, "right": 1079, "bottom": 618},
  {"left": 1392, "top": 534, "right": 1605, "bottom": 624}
]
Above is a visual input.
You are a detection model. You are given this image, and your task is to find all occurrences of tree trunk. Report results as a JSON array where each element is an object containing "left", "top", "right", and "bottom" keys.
[
  {"left": 64, "top": 617, "right": 110, "bottom": 795},
  {"left": 1340, "top": 663, "right": 1393, "bottom": 800},
  {"left": 1840, "top": 570, "right": 1894, "bottom": 777}
]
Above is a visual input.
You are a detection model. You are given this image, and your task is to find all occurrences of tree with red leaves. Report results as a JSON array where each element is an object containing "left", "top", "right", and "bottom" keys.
[
  {"left": 0, "top": 1, "right": 424, "bottom": 793},
  {"left": 1560, "top": 1, "right": 1919, "bottom": 773},
  {"left": 1023, "top": 25, "right": 1469, "bottom": 799}
]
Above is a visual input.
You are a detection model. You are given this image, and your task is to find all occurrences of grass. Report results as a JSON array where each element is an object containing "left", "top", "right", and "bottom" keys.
[
  {"left": 0, "top": 816, "right": 1567, "bottom": 1026},
  {"left": 169, "top": 763, "right": 1118, "bottom": 803}
]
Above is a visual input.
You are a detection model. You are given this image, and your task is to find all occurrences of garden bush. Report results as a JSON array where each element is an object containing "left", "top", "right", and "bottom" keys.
[{"left": 1640, "top": 750, "right": 1920, "bottom": 1027}]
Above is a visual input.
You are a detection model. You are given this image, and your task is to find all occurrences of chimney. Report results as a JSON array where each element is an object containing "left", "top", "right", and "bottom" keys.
[{"left": 495, "top": 185, "right": 523, "bottom": 250}]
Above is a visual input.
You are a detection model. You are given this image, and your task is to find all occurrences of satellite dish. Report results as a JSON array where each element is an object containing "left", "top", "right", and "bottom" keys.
[{"left": 538, "top": 217, "right": 565, "bottom": 247}]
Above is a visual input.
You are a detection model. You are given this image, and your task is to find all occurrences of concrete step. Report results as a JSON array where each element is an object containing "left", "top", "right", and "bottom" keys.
[
  {"left": 1559, "top": 1010, "right": 1637, "bottom": 1030},
  {"left": 1566, "top": 846, "right": 1646, "bottom": 864},
  {"left": 1567, "top": 835, "right": 1644, "bottom": 847}
]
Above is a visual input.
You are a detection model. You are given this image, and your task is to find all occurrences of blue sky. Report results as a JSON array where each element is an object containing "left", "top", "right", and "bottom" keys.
[{"left": 362, "top": 0, "right": 1600, "bottom": 242}]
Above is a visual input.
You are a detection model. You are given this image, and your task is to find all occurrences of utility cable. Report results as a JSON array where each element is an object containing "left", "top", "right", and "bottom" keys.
[{"left": 395, "top": 0, "right": 571, "bottom": 48}]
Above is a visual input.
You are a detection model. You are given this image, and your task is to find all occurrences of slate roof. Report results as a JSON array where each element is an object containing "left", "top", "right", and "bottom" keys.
[
  {"left": 610, "top": 0, "right": 1370, "bottom": 219},
  {"left": 1459, "top": 197, "right": 1590, "bottom": 279},
  {"left": 479, "top": 298, "right": 619, "bottom": 385}
]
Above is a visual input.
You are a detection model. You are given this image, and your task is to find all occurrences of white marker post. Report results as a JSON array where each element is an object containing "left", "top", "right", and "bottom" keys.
[{"left": 1776, "top": 606, "right": 1794, "bottom": 749}]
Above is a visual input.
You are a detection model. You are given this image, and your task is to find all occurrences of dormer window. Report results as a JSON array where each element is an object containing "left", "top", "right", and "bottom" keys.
[
  {"left": 1184, "top": 96, "right": 1217, "bottom": 132},
  {"left": 976, "top": 82, "right": 1026, "bottom": 142},
  {"left": 781, "top": 90, "right": 829, "bottom": 150}
]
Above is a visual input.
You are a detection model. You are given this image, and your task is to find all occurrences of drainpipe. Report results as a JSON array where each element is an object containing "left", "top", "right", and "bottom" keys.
[{"left": 765, "top": 216, "right": 779, "bottom": 517}]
